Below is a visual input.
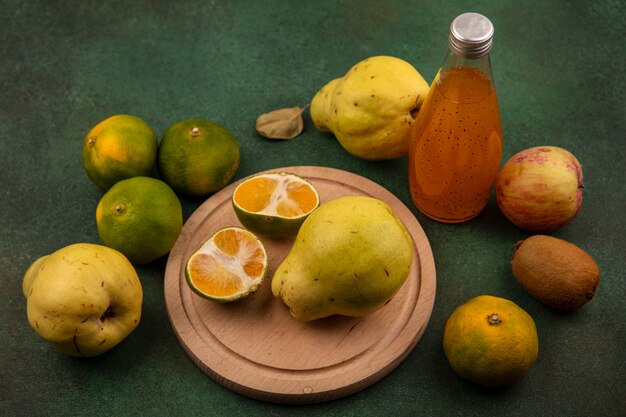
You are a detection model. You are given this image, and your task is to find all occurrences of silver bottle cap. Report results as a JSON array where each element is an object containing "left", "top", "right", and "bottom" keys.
[{"left": 448, "top": 12, "right": 494, "bottom": 58}]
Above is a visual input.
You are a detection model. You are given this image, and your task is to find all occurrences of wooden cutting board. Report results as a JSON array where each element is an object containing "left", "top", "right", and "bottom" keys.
[{"left": 164, "top": 166, "right": 436, "bottom": 404}]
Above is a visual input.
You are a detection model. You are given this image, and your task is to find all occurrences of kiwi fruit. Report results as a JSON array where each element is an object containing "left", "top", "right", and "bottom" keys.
[{"left": 511, "top": 235, "right": 600, "bottom": 311}]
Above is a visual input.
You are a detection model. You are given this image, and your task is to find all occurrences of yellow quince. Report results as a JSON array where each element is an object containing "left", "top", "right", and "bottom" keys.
[{"left": 311, "top": 56, "right": 430, "bottom": 160}]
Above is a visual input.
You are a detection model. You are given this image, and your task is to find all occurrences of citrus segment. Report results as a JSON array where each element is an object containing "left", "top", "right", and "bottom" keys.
[
  {"left": 187, "top": 254, "right": 244, "bottom": 297},
  {"left": 277, "top": 180, "right": 319, "bottom": 217},
  {"left": 232, "top": 173, "right": 320, "bottom": 238},
  {"left": 185, "top": 227, "right": 268, "bottom": 302},
  {"left": 233, "top": 177, "right": 276, "bottom": 213}
]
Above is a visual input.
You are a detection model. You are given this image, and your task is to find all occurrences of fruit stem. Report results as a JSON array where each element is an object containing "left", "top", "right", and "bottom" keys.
[
  {"left": 190, "top": 127, "right": 201, "bottom": 137},
  {"left": 488, "top": 313, "right": 502, "bottom": 325},
  {"left": 409, "top": 96, "right": 422, "bottom": 119}
]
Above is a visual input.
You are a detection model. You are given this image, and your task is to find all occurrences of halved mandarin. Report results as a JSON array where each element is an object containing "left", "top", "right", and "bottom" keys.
[
  {"left": 185, "top": 227, "right": 268, "bottom": 302},
  {"left": 232, "top": 172, "right": 320, "bottom": 238}
]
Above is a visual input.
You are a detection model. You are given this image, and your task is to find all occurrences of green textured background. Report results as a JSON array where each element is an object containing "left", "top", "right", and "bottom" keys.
[{"left": 2, "top": 0, "right": 624, "bottom": 416}]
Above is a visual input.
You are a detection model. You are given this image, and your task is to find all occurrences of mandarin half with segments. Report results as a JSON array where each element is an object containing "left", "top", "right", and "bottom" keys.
[
  {"left": 232, "top": 172, "right": 320, "bottom": 238},
  {"left": 185, "top": 227, "right": 268, "bottom": 302}
]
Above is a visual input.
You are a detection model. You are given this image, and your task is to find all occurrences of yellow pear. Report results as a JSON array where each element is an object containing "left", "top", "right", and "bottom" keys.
[{"left": 271, "top": 196, "right": 414, "bottom": 321}]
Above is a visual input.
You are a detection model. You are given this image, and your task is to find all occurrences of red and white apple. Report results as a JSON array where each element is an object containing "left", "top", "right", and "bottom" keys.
[{"left": 496, "top": 146, "right": 583, "bottom": 232}]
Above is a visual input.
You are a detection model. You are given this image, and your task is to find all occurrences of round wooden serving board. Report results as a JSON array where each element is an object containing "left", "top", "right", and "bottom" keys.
[{"left": 164, "top": 166, "right": 436, "bottom": 404}]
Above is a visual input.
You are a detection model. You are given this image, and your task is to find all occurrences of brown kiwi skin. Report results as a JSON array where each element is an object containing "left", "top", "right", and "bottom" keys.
[{"left": 511, "top": 235, "right": 600, "bottom": 311}]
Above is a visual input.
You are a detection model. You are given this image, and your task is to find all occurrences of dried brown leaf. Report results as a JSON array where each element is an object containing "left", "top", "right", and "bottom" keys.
[{"left": 255, "top": 105, "right": 308, "bottom": 140}]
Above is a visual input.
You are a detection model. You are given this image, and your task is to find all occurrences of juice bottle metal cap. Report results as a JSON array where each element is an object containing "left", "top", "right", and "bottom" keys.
[{"left": 448, "top": 12, "right": 494, "bottom": 58}]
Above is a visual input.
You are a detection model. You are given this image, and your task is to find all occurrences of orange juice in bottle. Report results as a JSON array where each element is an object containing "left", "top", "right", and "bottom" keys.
[{"left": 409, "top": 13, "right": 502, "bottom": 223}]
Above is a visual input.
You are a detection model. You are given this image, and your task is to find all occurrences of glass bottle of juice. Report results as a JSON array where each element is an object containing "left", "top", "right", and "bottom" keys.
[{"left": 408, "top": 12, "right": 503, "bottom": 223}]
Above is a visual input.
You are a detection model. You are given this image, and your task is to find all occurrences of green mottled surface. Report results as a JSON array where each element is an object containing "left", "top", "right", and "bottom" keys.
[{"left": 1, "top": 1, "right": 624, "bottom": 416}]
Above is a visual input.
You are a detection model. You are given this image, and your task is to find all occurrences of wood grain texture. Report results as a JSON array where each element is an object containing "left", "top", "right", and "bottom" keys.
[{"left": 164, "top": 166, "right": 436, "bottom": 404}]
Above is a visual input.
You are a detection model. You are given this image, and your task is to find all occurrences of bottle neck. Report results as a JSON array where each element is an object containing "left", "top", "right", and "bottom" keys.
[
  {"left": 441, "top": 50, "right": 494, "bottom": 81},
  {"left": 435, "top": 51, "right": 497, "bottom": 103}
]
